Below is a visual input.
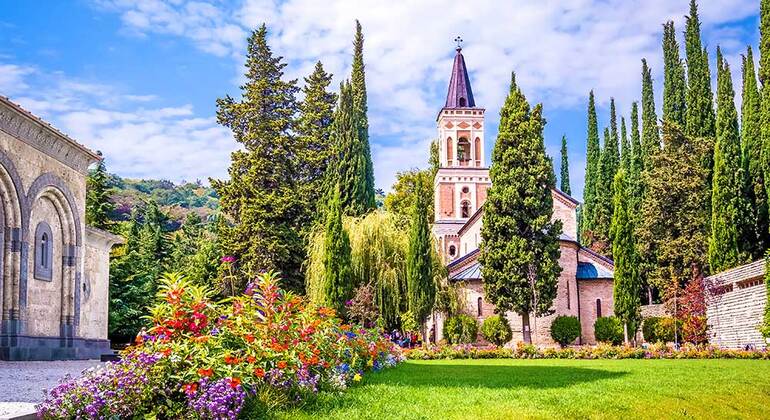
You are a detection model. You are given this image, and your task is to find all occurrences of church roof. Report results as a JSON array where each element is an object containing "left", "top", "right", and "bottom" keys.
[
  {"left": 444, "top": 47, "right": 475, "bottom": 108},
  {"left": 576, "top": 262, "right": 614, "bottom": 279}
]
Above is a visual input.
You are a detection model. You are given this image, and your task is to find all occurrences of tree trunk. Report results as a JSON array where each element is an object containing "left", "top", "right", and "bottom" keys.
[
  {"left": 623, "top": 322, "right": 629, "bottom": 345},
  {"left": 522, "top": 312, "right": 532, "bottom": 344},
  {"left": 647, "top": 286, "right": 653, "bottom": 305}
]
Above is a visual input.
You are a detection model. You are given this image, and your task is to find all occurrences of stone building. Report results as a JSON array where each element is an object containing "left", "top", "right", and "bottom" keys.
[
  {"left": 705, "top": 260, "right": 768, "bottom": 350},
  {"left": 0, "top": 96, "right": 122, "bottom": 360},
  {"left": 430, "top": 47, "right": 615, "bottom": 346}
]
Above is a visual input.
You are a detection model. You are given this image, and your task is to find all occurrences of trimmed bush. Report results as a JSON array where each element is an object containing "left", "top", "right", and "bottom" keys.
[
  {"left": 443, "top": 314, "right": 478, "bottom": 344},
  {"left": 550, "top": 315, "right": 581, "bottom": 347},
  {"left": 481, "top": 315, "right": 513, "bottom": 347},
  {"left": 642, "top": 317, "right": 678, "bottom": 343},
  {"left": 594, "top": 316, "right": 623, "bottom": 345}
]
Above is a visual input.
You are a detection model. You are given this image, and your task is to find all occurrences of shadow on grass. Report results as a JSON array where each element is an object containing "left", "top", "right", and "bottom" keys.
[{"left": 369, "top": 361, "right": 626, "bottom": 390}]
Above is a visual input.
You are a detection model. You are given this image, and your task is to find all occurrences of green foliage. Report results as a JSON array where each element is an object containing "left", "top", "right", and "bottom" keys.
[
  {"left": 323, "top": 188, "right": 353, "bottom": 315},
  {"left": 212, "top": 25, "right": 309, "bottom": 293},
  {"left": 636, "top": 122, "right": 710, "bottom": 298},
  {"left": 560, "top": 135, "right": 571, "bottom": 195},
  {"left": 641, "top": 59, "right": 660, "bottom": 170},
  {"left": 550, "top": 315, "right": 581, "bottom": 347},
  {"left": 642, "top": 317, "right": 678, "bottom": 343},
  {"left": 592, "top": 126, "right": 616, "bottom": 255},
  {"left": 628, "top": 102, "right": 643, "bottom": 220},
  {"left": 662, "top": 21, "right": 687, "bottom": 128},
  {"left": 710, "top": 49, "right": 752, "bottom": 272},
  {"left": 480, "top": 315, "right": 513, "bottom": 347},
  {"left": 443, "top": 314, "right": 479, "bottom": 344},
  {"left": 406, "top": 176, "right": 435, "bottom": 326},
  {"left": 684, "top": 0, "right": 716, "bottom": 140},
  {"left": 384, "top": 169, "right": 434, "bottom": 220},
  {"left": 86, "top": 152, "right": 114, "bottom": 231},
  {"left": 479, "top": 74, "right": 562, "bottom": 343},
  {"left": 351, "top": 20, "right": 376, "bottom": 212},
  {"left": 620, "top": 117, "right": 630, "bottom": 175},
  {"left": 761, "top": 253, "right": 770, "bottom": 338},
  {"left": 594, "top": 316, "right": 623, "bottom": 345},
  {"left": 581, "top": 90, "right": 601, "bottom": 241},
  {"left": 400, "top": 310, "right": 419, "bottom": 334},
  {"left": 742, "top": 47, "right": 769, "bottom": 257},
  {"left": 611, "top": 170, "right": 641, "bottom": 341}
]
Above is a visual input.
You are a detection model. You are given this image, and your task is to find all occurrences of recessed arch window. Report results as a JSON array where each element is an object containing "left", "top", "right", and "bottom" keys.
[
  {"left": 448, "top": 245, "right": 456, "bottom": 257},
  {"left": 34, "top": 221, "right": 53, "bottom": 281},
  {"left": 459, "top": 97, "right": 467, "bottom": 107},
  {"left": 461, "top": 200, "right": 471, "bottom": 218},
  {"left": 477, "top": 297, "right": 483, "bottom": 317},
  {"left": 596, "top": 299, "right": 602, "bottom": 318},
  {"left": 457, "top": 138, "right": 470, "bottom": 163}
]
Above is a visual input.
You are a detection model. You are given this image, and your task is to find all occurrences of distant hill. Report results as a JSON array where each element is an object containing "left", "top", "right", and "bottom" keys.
[{"left": 107, "top": 174, "right": 219, "bottom": 229}]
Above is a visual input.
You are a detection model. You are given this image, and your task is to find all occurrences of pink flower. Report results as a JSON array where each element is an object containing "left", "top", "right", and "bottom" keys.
[{"left": 221, "top": 256, "right": 236, "bottom": 263}]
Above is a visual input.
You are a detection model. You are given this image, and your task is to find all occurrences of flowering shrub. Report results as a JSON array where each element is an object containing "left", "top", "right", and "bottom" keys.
[
  {"left": 480, "top": 315, "right": 512, "bottom": 347},
  {"left": 38, "top": 272, "right": 403, "bottom": 419},
  {"left": 404, "top": 342, "right": 770, "bottom": 360}
]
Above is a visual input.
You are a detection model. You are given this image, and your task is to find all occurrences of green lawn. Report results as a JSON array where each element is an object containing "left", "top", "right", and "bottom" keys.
[{"left": 273, "top": 359, "right": 770, "bottom": 419}]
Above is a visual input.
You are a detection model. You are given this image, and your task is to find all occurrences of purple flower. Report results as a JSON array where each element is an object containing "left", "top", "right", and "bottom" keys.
[{"left": 221, "top": 256, "right": 236, "bottom": 263}]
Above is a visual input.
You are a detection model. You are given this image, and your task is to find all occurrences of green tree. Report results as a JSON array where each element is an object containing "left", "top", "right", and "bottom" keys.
[
  {"left": 298, "top": 61, "right": 337, "bottom": 219},
  {"left": 560, "top": 135, "right": 571, "bottom": 195},
  {"left": 581, "top": 91, "right": 601, "bottom": 242},
  {"left": 629, "top": 102, "right": 643, "bottom": 217},
  {"left": 406, "top": 176, "right": 435, "bottom": 332},
  {"left": 322, "top": 186, "right": 353, "bottom": 315},
  {"left": 351, "top": 20, "right": 376, "bottom": 211},
  {"left": 610, "top": 170, "right": 641, "bottom": 344},
  {"left": 592, "top": 127, "right": 616, "bottom": 256},
  {"left": 684, "top": 0, "right": 716, "bottom": 140},
  {"left": 429, "top": 139, "right": 440, "bottom": 177},
  {"left": 384, "top": 169, "right": 434, "bottom": 220},
  {"left": 641, "top": 59, "right": 660, "bottom": 169},
  {"left": 761, "top": 0, "right": 770, "bottom": 247},
  {"left": 742, "top": 46, "right": 768, "bottom": 257},
  {"left": 212, "top": 25, "right": 307, "bottom": 293},
  {"left": 662, "top": 21, "right": 687, "bottom": 128},
  {"left": 86, "top": 152, "right": 114, "bottom": 231},
  {"left": 709, "top": 49, "right": 751, "bottom": 272},
  {"left": 479, "top": 73, "right": 562, "bottom": 344},
  {"left": 620, "top": 117, "right": 631, "bottom": 175}
]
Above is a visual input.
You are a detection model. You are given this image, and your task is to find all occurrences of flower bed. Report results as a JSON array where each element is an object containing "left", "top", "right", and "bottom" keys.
[
  {"left": 38, "top": 272, "right": 403, "bottom": 419},
  {"left": 405, "top": 342, "right": 770, "bottom": 360}
]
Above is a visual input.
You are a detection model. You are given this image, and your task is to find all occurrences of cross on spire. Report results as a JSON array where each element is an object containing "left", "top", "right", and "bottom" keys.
[{"left": 454, "top": 36, "right": 463, "bottom": 51}]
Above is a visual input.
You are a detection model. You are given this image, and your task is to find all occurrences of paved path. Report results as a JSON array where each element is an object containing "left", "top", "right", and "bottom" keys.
[{"left": 0, "top": 360, "right": 101, "bottom": 403}]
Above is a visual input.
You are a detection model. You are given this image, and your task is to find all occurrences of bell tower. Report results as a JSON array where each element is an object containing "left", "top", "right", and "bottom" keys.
[{"left": 433, "top": 40, "right": 491, "bottom": 261}]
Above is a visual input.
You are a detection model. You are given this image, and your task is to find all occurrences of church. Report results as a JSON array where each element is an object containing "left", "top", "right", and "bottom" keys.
[
  {"left": 0, "top": 96, "right": 122, "bottom": 360},
  {"left": 431, "top": 46, "right": 615, "bottom": 346}
]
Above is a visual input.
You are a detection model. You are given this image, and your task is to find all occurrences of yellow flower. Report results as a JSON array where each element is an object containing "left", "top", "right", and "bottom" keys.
[
  {"left": 353, "top": 373, "right": 362, "bottom": 382},
  {"left": 367, "top": 359, "right": 374, "bottom": 367}
]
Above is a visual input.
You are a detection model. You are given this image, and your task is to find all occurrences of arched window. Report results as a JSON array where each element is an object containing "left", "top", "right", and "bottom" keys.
[
  {"left": 474, "top": 138, "right": 482, "bottom": 166},
  {"left": 566, "top": 282, "right": 571, "bottom": 310},
  {"left": 34, "top": 221, "right": 53, "bottom": 281},
  {"left": 457, "top": 138, "right": 470, "bottom": 164},
  {"left": 461, "top": 201, "right": 471, "bottom": 218},
  {"left": 596, "top": 299, "right": 602, "bottom": 318},
  {"left": 459, "top": 97, "right": 467, "bottom": 107},
  {"left": 446, "top": 137, "right": 453, "bottom": 166},
  {"left": 448, "top": 245, "right": 456, "bottom": 257},
  {"left": 477, "top": 297, "right": 483, "bottom": 317}
]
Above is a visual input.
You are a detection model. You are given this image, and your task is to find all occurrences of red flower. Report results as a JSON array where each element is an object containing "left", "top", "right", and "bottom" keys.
[
  {"left": 224, "top": 354, "right": 241, "bottom": 365},
  {"left": 254, "top": 367, "right": 265, "bottom": 378},
  {"left": 247, "top": 356, "right": 256, "bottom": 364},
  {"left": 277, "top": 361, "right": 287, "bottom": 369},
  {"left": 197, "top": 368, "right": 213, "bottom": 377},
  {"left": 244, "top": 334, "right": 255, "bottom": 343},
  {"left": 229, "top": 377, "right": 241, "bottom": 388},
  {"left": 183, "top": 382, "right": 198, "bottom": 395}
]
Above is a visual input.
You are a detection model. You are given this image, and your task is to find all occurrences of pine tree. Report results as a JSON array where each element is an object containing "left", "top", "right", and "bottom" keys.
[
  {"left": 684, "top": 0, "right": 716, "bottom": 139},
  {"left": 641, "top": 59, "right": 660, "bottom": 168},
  {"left": 742, "top": 46, "right": 768, "bottom": 257},
  {"left": 581, "top": 91, "right": 601, "bottom": 241},
  {"left": 86, "top": 151, "right": 114, "bottom": 231},
  {"left": 298, "top": 61, "right": 337, "bottom": 220},
  {"left": 560, "top": 135, "right": 571, "bottom": 195},
  {"left": 479, "top": 73, "right": 562, "bottom": 344},
  {"left": 710, "top": 49, "right": 751, "bottom": 272},
  {"left": 610, "top": 170, "right": 641, "bottom": 343},
  {"left": 212, "top": 25, "right": 307, "bottom": 293},
  {"left": 322, "top": 186, "right": 353, "bottom": 315},
  {"left": 620, "top": 117, "right": 631, "bottom": 175},
  {"left": 406, "top": 175, "right": 434, "bottom": 331},
  {"left": 351, "top": 20, "right": 376, "bottom": 211},
  {"left": 662, "top": 21, "right": 687, "bottom": 128}
]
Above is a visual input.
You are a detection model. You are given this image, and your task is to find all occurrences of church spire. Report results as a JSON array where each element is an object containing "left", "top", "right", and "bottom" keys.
[{"left": 445, "top": 38, "right": 475, "bottom": 108}]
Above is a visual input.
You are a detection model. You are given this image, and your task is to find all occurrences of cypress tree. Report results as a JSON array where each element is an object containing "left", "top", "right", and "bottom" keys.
[
  {"left": 581, "top": 91, "right": 601, "bottom": 241},
  {"left": 629, "top": 102, "right": 643, "bottom": 213},
  {"left": 86, "top": 151, "right": 114, "bottom": 231},
  {"left": 760, "top": 0, "right": 770, "bottom": 87},
  {"left": 611, "top": 170, "right": 641, "bottom": 343},
  {"left": 620, "top": 117, "right": 631, "bottom": 175},
  {"left": 592, "top": 127, "right": 616, "bottom": 255},
  {"left": 351, "top": 20, "right": 376, "bottom": 211},
  {"left": 608, "top": 98, "right": 620, "bottom": 170},
  {"left": 479, "top": 73, "right": 562, "bottom": 344},
  {"left": 212, "top": 25, "right": 306, "bottom": 293},
  {"left": 662, "top": 21, "right": 687, "bottom": 128},
  {"left": 560, "top": 135, "right": 571, "bottom": 195},
  {"left": 742, "top": 46, "right": 768, "bottom": 257},
  {"left": 761, "top": 0, "right": 770, "bottom": 244},
  {"left": 684, "top": 0, "right": 716, "bottom": 139},
  {"left": 406, "top": 176, "right": 434, "bottom": 331},
  {"left": 298, "top": 61, "right": 337, "bottom": 220},
  {"left": 323, "top": 185, "right": 353, "bottom": 315},
  {"left": 641, "top": 59, "right": 660, "bottom": 169},
  {"left": 710, "top": 49, "right": 750, "bottom": 272}
]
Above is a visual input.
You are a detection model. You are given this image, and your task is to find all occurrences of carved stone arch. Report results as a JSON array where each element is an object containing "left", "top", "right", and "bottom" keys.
[
  {"left": 0, "top": 150, "right": 25, "bottom": 326},
  {"left": 25, "top": 173, "right": 81, "bottom": 246}
]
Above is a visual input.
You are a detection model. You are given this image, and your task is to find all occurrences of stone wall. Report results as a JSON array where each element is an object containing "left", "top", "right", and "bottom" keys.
[
  {"left": 577, "top": 279, "right": 615, "bottom": 344},
  {"left": 705, "top": 260, "right": 767, "bottom": 350}
]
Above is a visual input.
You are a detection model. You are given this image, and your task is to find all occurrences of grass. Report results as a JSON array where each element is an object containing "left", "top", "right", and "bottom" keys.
[{"left": 271, "top": 359, "right": 770, "bottom": 419}]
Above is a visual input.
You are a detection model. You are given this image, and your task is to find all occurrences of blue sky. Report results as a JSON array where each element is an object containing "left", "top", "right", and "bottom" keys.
[{"left": 0, "top": 0, "right": 763, "bottom": 199}]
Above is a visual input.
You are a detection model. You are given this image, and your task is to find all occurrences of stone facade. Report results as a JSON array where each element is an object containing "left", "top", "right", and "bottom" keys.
[
  {"left": 705, "top": 260, "right": 768, "bottom": 350},
  {"left": 429, "top": 48, "right": 615, "bottom": 347},
  {"left": 0, "top": 96, "right": 122, "bottom": 360}
]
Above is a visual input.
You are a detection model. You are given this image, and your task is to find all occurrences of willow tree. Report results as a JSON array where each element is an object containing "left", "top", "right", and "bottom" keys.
[{"left": 479, "top": 74, "right": 562, "bottom": 344}]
